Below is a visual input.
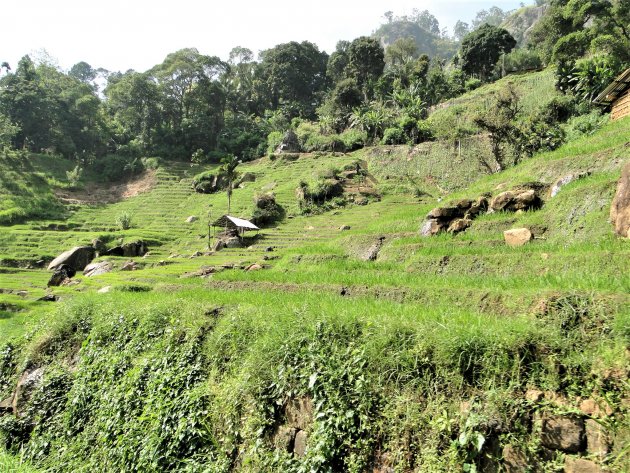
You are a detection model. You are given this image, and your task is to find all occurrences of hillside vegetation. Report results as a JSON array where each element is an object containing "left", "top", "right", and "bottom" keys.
[{"left": 0, "top": 68, "right": 628, "bottom": 470}]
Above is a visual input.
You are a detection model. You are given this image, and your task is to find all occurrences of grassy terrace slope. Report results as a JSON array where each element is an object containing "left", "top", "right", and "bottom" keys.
[{"left": 0, "top": 108, "right": 629, "bottom": 469}]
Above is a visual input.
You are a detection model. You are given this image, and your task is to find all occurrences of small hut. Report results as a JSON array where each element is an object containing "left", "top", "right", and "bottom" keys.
[
  {"left": 210, "top": 215, "right": 259, "bottom": 238},
  {"left": 594, "top": 68, "right": 630, "bottom": 120}
]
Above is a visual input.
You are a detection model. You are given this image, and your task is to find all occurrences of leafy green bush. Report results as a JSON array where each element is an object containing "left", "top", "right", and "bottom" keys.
[
  {"left": 381, "top": 127, "right": 405, "bottom": 145},
  {"left": 465, "top": 78, "right": 482, "bottom": 91},
  {"left": 251, "top": 193, "right": 285, "bottom": 226},
  {"left": 501, "top": 49, "right": 543, "bottom": 74},
  {"left": 191, "top": 171, "right": 226, "bottom": 194},
  {"left": 115, "top": 211, "right": 132, "bottom": 230},
  {"left": 266, "top": 131, "right": 284, "bottom": 155},
  {"left": 65, "top": 165, "right": 83, "bottom": 189},
  {"left": 140, "top": 157, "right": 160, "bottom": 170},
  {"left": 339, "top": 129, "right": 367, "bottom": 151},
  {"left": 563, "top": 110, "right": 608, "bottom": 141}
]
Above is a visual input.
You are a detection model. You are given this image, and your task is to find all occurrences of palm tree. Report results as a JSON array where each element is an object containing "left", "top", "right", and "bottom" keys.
[{"left": 220, "top": 154, "right": 240, "bottom": 214}]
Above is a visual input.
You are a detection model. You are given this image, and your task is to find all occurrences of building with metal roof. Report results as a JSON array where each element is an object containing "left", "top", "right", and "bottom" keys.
[
  {"left": 211, "top": 215, "right": 259, "bottom": 233},
  {"left": 594, "top": 68, "right": 630, "bottom": 121}
]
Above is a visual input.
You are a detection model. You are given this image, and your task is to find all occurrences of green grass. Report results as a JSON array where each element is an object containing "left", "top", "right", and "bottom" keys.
[
  {"left": 0, "top": 98, "right": 628, "bottom": 471},
  {"left": 0, "top": 450, "right": 38, "bottom": 472}
]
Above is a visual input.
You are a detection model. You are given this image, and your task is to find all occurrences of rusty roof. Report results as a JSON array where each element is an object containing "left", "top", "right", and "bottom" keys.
[{"left": 594, "top": 68, "right": 630, "bottom": 105}]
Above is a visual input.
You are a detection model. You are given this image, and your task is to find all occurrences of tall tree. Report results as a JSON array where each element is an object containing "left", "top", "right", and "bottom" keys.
[
  {"left": 460, "top": 25, "right": 516, "bottom": 80},
  {"left": 255, "top": 41, "right": 329, "bottom": 119},
  {"left": 347, "top": 37, "right": 385, "bottom": 101},
  {"left": 220, "top": 154, "right": 240, "bottom": 214}
]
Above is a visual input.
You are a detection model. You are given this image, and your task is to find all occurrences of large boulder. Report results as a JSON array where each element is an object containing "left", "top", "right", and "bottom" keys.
[
  {"left": 91, "top": 238, "right": 107, "bottom": 256},
  {"left": 447, "top": 218, "right": 472, "bottom": 234},
  {"left": 504, "top": 228, "right": 533, "bottom": 247},
  {"left": 48, "top": 246, "right": 96, "bottom": 271},
  {"left": 490, "top": 188, "right": 541, "bottom": 212},
  {"left": 611, "top": 161, "right": 630, "bottom": 238},
  {"left": 275, "top": 129, "right": 301, "bottom": 154},
  {"left": 192, "top": 173, "right": 228, "bottom": 194}
]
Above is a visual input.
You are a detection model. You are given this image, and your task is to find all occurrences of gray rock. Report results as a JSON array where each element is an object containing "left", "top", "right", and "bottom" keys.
[
  {"left": 12, "top": 367, "right": 45, "bottom": 417},
  {"left": 84, "top": 261, "right": 113, "bottom": 277},
  {"left": 586, "top": 419, "right": 610, "bottom": 458},
  {"left": 420, "top": 219, "right": 445, "bottom": 237},
  {"left": 293, "top": 430, "right": 307, "bottom": 457},
  {"left": 48, "top": 246, "right": 96, "bottom": 271},
  {"left": 120, "top": 261, "right": 137, "bottom": 271},
  {"left": 186, "top": 216, "right": 199, "bottom": 223},
  {"left": 91, "top": 238, "right": 107, "bottom": 256}
]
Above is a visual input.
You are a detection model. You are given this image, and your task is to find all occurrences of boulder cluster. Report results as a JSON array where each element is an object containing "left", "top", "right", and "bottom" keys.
[
  {"left": 47, "top": 240, "right": 149, "bottom": 286},
  {"left": 421, "top": 184, "right": 544, "bottom": 237}
]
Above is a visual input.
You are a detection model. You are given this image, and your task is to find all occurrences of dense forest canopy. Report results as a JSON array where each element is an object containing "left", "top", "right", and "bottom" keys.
[{"left": 0, "top": 0, "right": 627, "bottom": 177}]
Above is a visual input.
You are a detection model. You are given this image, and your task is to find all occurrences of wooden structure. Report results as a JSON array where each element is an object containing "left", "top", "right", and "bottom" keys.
[{"left": 594, "top": 68, "right": 630, "bottom": 120}]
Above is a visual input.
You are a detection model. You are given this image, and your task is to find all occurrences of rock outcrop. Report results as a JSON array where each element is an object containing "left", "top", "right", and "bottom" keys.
[
  {"left": 421, "top": 184, "right": 545, "bottom": 237},
  {"left": 421, "top": 197, "right": 488, "bottom": 236},
  {"left": 610, "top": 161, "right": 630, "bottom": 237},
  {"left": 550, "top": 172, "right": 590, "bottom": 198},
  {"left": 489, "top": 187, "right": 542, "bottom": 212},
  {"left": 105, "top": 240, "right": 149, "bottom": 257}
]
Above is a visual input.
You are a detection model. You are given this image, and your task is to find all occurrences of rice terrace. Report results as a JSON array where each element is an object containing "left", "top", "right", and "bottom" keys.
[{"left": 0, "top": 1, "right": 629, "bottom": 472}]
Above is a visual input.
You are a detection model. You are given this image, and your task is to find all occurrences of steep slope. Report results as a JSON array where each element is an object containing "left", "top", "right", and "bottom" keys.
[{"left": 0, "top": 114, "right": 628, "bottom": 470}]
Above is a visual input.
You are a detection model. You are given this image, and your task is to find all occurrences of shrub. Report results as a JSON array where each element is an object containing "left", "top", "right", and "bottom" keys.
[
  {"left": 191, "top": 149, "right": 207, "bottom": 164},
  {"left": 115, "top": 211, "right": 132, "bottom": 230},
  {"left": 501, "top": 49, "right": 543, "bottom": 74},
  {"left": 465, "top": 78, "right": 482, "bottom": 91},
  {"left": 339, "top": 129, "right": 367, "bottom": 151},
  {"left": 266, "top": 131, "right": 284, "bottom": 155},
  {"left": 65, "top": 165, "right": 83, "bottom": 189},
  {"left": 93, "top": 155, "right": 145, "bottom": 182},
  {"left": 251, "top": 193, "right": 285, "bottom": 226},
  {"left": 140, "top": 157, "right": 160, "bottom": 170},
  {"left": 563, "top": 110, "right": 608, "bottom": 141},
  {"left": 191, "top": 171, "right": 227, "bottom": 194},
  {"left": 381, "top": 127, "right": 406, "bottom": 145}
]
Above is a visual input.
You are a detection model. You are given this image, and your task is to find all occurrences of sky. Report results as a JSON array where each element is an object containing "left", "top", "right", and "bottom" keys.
[{"left": 3, "top": 0, "right": 526, "bottom": 73}]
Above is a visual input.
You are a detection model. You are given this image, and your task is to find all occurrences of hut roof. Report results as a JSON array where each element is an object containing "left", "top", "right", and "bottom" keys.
[
  {"left": 211, "top": 215, "right": 259, "bottom": 231},
  {"left": 594, "top": 68, "right": 630, "bottom": 105}
]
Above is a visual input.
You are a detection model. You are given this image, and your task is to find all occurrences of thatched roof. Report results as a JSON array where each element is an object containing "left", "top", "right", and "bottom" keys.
[
  {"left": 211, "top": 215, "right": 259, "bottom": 231},
  {"left": 594, "top": 68, "right": 630, "bottom": 105}
]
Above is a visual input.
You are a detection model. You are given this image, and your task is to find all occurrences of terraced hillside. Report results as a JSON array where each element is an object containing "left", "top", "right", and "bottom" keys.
[{"left": 0, "top": 117, "right": 629, "bottom": 470}]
